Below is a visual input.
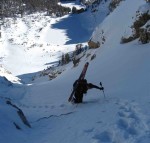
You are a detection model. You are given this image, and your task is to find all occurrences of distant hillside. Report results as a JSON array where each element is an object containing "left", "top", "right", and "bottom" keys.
[{"left": 1, "top": 0, "right": 71, "bottom": 18}]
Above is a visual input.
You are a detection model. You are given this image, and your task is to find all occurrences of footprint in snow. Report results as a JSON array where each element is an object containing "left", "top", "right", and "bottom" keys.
[
  {"left": 59, "top": 104, "right": 65, "bottom": 107},
  {"left": 96, "top": 121, "right": 103, "bottom": 124},
  {"left": 84, "top": 128, "right": 94, "bottom": 133},
  {"left": 51, "top": 105, "right": 55, "bottom": 109},
  {"left": 45, "top": 105, "right": 49, "bottom": 108},
  {"left": 92, "top": 131, "right": 114, "bottom": 143},
  {"left": 91, "top": 101, "right": 150, "bottom": 143},
  {"left": 116, "top": 101, "right": 150, "bottom": 140}
]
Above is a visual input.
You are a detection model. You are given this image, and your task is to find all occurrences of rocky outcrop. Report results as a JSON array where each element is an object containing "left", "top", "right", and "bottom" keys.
[
  {"left": 88, "top": 40, "right": 100, "bottom": 48},
  {"left": 109, "top": 0, "right": 123, "bottom": 12},
  {"left": 121, "top": 7, "right": 150, "bottom": 44},
  {"left": 6, "top": 100, "right": 31, "bottom": 129},
  {"left": 139, "top": 21, "right": 150, "bottom": 44}
]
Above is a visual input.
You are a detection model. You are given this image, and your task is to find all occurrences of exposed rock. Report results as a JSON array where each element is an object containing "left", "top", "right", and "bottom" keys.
[
  {"left": 13, "top": 122, "right": 21, "bottom": 130},
  {"left": 88, "top": 40, "right": 100, "bottom": 48},
  {"left": 139, "top": 21, "right": 150, "bottom": 44},
  {"left": 109, "top": 0, "right": 123, "bottom": 12},
  {"left": 6, "top": 100, "right": 31, "bottom": 128},
  {"left": 121, "top": 8, "right": 150, "bottom": 44},
  {"left": 91, "top": 54, "right": 96, "bottom": 61}
]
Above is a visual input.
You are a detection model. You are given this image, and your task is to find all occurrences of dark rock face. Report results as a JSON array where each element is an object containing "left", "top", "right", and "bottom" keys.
[
  {"left": 121, "top": 11, "right": 150, "bottom": 44},
  {"left": 139, "top": 23, "right": 150, "bottom": 44},
  {"left": 6, "top": 100, "right": 31, "bottom": 129}
]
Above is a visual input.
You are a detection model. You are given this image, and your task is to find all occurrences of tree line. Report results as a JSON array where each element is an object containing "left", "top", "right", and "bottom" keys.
[{"left": 0, "top": 0, "right": 71, "bottom": 18}]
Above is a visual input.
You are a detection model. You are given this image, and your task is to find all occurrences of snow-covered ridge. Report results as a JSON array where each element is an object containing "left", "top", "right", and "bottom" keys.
[
  {"left": 0, "top": 66, "right": 21, "bottom": 84},
  {"left": 91, "top": 0, "right": 150, "bottom": 46}
]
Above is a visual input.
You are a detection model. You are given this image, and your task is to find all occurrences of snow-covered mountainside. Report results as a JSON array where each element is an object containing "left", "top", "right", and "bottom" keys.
[{"left": 0, "top": 0, "right": 150, "bottom": 143}]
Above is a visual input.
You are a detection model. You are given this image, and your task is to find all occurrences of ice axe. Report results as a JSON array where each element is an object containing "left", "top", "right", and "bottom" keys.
[{"left": 100, "top": 82, "right": 105, "bottom": 99}]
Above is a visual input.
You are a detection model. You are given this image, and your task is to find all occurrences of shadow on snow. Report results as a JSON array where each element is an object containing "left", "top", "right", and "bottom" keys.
[{"left": 51, "top": 14, "right": 92, "bottom": 45}]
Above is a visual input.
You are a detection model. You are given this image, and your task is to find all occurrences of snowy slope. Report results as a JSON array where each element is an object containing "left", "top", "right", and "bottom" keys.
[
  {"left": 0, "top": 0, "right": 150, "bottom": 143},
  {"left": 0, "top": 99, "right": 29, "bottom": 143}
]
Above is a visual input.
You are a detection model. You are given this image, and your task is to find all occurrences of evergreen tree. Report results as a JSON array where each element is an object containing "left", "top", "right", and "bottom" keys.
[{"left": 65, "top": 53, "right": 70, "bottom": 64}]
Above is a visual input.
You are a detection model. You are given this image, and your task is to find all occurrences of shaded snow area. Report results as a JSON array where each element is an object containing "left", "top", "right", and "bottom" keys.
[
  {"left": 0, "top": 0, "right": 150, "bottom": 143},
  {"left": 0, "top": 100, "right": 29, "bottom": 142}
]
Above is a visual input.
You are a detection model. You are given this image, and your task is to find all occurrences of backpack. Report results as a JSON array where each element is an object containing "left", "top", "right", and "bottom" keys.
[{"left": 75, "top": 79, "right": 88, "bottom": 93}]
